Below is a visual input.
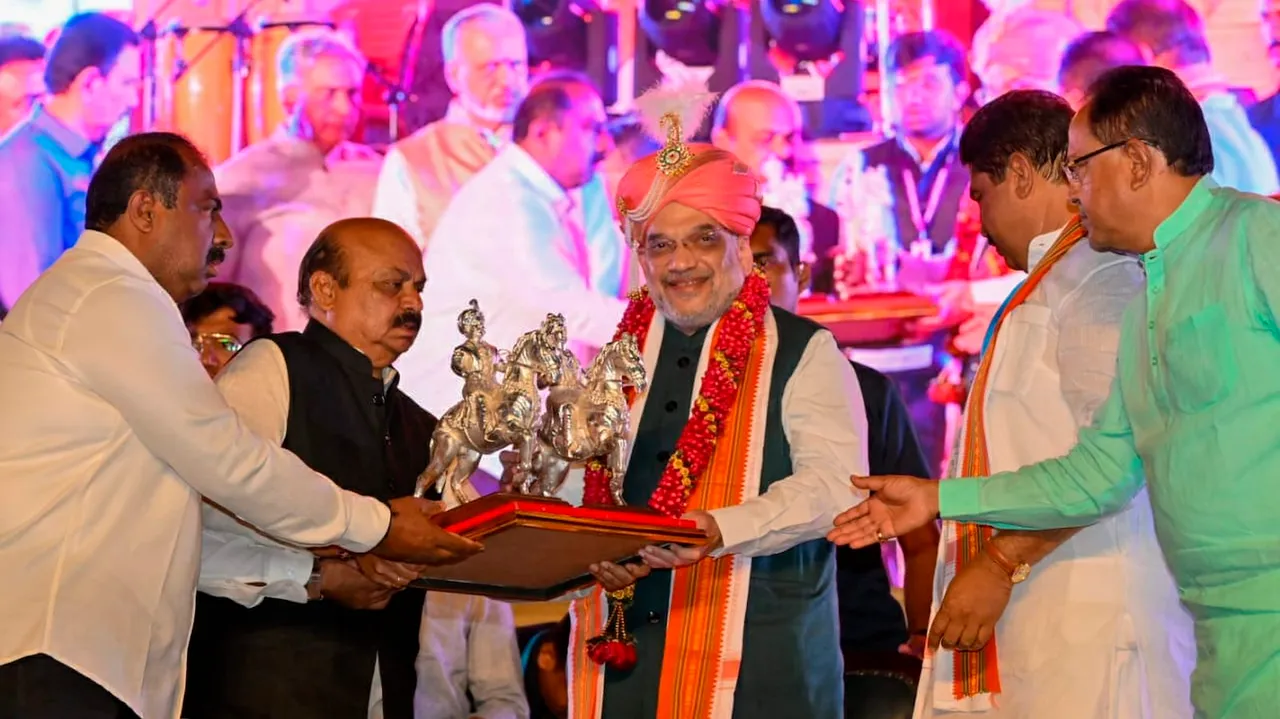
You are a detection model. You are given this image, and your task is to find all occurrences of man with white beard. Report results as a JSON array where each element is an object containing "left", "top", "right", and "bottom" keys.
[{"left": 372, "top": 4, "right": 529, "bottom": 250}]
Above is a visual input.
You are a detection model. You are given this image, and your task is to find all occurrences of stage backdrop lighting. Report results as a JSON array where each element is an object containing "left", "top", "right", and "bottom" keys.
[
  {"left": 513, "top": 0, "right": 618, "bottom": 106},
  {"left": 760, "top": 0, "right": 843, "bottom": 62},
  {"left": 635, "top": 0, "right": 748, "bottom": 138},
  {"left": 748, "top": 0, "right": 870, "bottom": 137}
]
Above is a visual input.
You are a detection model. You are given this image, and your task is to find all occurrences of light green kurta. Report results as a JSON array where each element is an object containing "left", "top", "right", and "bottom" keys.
[{"left": 940, "top": 178, "right": 1280, "bottom": 719}]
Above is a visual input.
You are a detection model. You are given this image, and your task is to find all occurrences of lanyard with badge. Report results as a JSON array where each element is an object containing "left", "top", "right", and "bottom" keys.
[{"left": 902, "top": 165, "right": 950, "bottom": 258}]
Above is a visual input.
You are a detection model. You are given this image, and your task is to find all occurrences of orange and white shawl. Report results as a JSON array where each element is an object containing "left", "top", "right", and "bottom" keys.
[
  {"left": 928, "top": 217, "right": 1087, "bottom": 711},
  {"left": 568, "top": 307, "right": 779, "bottom": 719}
]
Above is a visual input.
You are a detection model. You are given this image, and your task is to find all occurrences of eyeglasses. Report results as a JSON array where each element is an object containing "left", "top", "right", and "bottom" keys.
[
  {"left": 752, "top": 252, "right": 806, "bottom": 275},
  {"left": 192, "top": 332, "right": 243, "bottom": 356},
  {"left": 1062, "top": 140, "right": 1130, "bottom": 184}
]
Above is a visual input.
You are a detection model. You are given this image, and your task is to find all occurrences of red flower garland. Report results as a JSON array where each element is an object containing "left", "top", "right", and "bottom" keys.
[
  {"left": 581, "top": 270, "right": 771, "bottom": 671},
  {"left": 582, "top": 269, "right": 772, "bottom": 518}
]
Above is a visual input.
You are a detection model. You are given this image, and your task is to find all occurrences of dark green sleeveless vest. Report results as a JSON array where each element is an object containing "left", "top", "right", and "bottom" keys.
[{"left": 600, "top": 309, "right": 843, "bottom": 719}]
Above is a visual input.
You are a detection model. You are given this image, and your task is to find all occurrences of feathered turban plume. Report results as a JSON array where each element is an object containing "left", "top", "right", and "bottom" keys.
[{"left": 615, "top": 80, "right": 763, "bottom": 245}]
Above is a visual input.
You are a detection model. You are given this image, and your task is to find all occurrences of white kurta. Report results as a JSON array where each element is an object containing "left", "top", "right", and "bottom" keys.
[
  {"left": 0, "top": 232, "right": 390, "bottom": 719},
  {"left": 915, "top": 231, "right": 1196, "bottom": 718}
]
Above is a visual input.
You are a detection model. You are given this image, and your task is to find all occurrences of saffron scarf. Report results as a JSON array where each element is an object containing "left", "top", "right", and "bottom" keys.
[
  {"left": 939, "top": 217, "right": 1087, "bottom": 707},
  {"left": 568, "top": 308, "right": 778, "bottom": 719}
]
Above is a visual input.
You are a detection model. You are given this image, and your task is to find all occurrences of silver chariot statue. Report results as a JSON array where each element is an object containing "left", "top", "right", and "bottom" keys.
[{"left": 413, "top": 300, "right": 647, "bottom": 507}]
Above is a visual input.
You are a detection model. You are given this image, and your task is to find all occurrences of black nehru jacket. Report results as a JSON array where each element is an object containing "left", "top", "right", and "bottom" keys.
[
  {"left": 838, "top": 361, "right": 932, "bottom": 654},
  {"left": 184, "top": 320, "right": 437, "bottom": 719}
]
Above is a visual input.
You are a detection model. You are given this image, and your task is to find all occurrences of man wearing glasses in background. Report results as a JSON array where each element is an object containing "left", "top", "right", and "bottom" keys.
[{"left": 182, "top": 282, "right": 275, "bottom": 377}]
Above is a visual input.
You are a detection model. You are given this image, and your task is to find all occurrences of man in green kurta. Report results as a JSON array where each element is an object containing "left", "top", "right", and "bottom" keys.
[{"left": 830, "top": 65, "right": 1280, "bottom": 719}]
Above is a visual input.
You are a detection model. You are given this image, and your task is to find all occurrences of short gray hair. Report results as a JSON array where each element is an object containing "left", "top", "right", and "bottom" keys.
[
  {"left": 275, "top": 27, "right": 367, "bottom": 95},
  {"left": 441, "top": 4, "right": 523, "bottom": 65}
]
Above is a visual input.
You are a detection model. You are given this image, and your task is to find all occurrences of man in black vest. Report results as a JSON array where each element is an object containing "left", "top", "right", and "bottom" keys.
[
  {"left": 827, "top": 30, "right": 973, "bottom": 476},
  {"left": 751, "top": 206, "right": 937, "bottom": 718},
  {"left": 186, "top": 218, "right": 455, "bottom": 718}
]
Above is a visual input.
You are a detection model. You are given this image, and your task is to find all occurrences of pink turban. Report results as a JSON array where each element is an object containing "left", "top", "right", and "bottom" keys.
[{"left": 616, "top": 142, "right": 762, "bottom": 243}]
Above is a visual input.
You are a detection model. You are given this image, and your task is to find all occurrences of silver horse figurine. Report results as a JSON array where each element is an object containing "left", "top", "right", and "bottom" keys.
[
  {"left": 525, "top": 333, "right": 647, "bottom": 503},
  {"left": 414, "top": 301, "right": 561, "bottom": 501}
]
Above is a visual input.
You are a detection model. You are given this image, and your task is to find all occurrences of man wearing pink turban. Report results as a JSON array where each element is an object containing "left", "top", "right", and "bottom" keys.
[{"left": 568, "top": 89, "right": 872, "bottom": 719}]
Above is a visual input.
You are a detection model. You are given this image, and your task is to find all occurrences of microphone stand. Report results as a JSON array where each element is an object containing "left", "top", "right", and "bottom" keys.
[
  {"left": 365, "top": 7, "right": 424, "bottom": 144},
  {"left": 137, "top": 0, "right": 184, "bottom": 130},
  {"left": 364, "top": 61, "right": 410, "bottom": 144}
]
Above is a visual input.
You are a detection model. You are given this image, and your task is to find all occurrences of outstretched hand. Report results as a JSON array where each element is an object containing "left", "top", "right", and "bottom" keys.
[{"left": 827, "top": 475, "right": 940, "bottom": 548}]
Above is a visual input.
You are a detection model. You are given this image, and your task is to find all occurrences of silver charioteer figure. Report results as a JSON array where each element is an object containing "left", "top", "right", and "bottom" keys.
[
  {"left": 414, "top": 300, "right": 561, "bottom": 505},
  {"left": 526, "top": 333, "right": 647, "bottom": 503}
]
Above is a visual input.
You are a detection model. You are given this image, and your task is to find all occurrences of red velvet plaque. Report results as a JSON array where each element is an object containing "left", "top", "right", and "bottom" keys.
[
  {"left": 798, "top": 293, "right": 937, "bottom": 346},
  {"left": 411, "top": 493, "right": 708, "bottom": 601}
]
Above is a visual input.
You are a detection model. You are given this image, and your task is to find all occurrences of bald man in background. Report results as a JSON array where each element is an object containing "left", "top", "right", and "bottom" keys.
[
  {"left": 711, "top": 80, "right": 841, "bottom": 293},
  {"left": 373, "top": 3, "right": 530, "bottom": 250},
  {"left": 1057, "top": 31, "right": 1146, "bottom": 109},
  {"left": 188, "top": 217, "right": 446, "bottom": 719},
  {"left": 0, "top": 34, "right": 44, "bottom": 136}
]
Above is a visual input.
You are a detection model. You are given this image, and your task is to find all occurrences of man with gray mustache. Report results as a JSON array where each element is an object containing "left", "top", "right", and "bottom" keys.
[{"left": 185, "top": 217, "right": 463, "bottom": 718}]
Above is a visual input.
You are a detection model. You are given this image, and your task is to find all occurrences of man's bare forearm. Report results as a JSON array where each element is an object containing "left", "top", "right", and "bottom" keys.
[
  {"left": 990, "top": 527, "right": 1085, "bottom": 566},
  {"left": 898, "top": 520, "right": 941, "bottom": 634}
]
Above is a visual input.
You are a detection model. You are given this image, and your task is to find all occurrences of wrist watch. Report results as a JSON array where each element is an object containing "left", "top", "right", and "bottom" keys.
[
  {"left": 306, "top": 558, "right": 324, "bottom": 601},
  {"left": 984, "top": 541, "right": 1031, "bottom": 584}
]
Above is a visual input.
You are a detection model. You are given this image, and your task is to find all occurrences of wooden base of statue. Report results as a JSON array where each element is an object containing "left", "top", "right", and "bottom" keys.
[
  {"left": 411, "top": 493, "right": 708, "bottom": 601},
  {"left": 798, "top": 293, "right": 938, "bottom": 346}
]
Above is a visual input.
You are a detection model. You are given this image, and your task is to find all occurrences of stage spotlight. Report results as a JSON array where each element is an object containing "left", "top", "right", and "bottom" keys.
[
  {"left": 746, "top": 0, "right": 870, "bottom": 137},
  {"left": 513, "top": 0, "right": 618, "bottom": 105},
  {"left": 638, "top": 0, "right": 723, "bottom": 68},
  {"left": 634, "top": 0, "right": 748, "bottom": 136},
  {"left": 760, "top": 0, "right": 844, "bottom": 62}
]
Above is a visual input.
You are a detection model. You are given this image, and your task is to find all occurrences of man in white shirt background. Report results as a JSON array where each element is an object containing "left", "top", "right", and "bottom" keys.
[
  {"left": 373, "top": 4, "right": 530, "bottom": 250},
  {"left": 408, "top": 593, "right": 529, "bottom": 719},
  {"left": 216, "top": 27, "right": 384, "bottom": 332},
  {"left": 909, "top": 90, "right": 1194, "bottom": 719},
  {"left": 395, "top": 71, "right": 626, "bottom": 487},
  {"left": 0, "top": 132, "right": 479, "bottom": 719}
]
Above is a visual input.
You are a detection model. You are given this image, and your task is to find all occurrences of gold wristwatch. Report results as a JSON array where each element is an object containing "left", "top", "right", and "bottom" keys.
[{"left": 985, "top": 541, "right": 1031, "bottom": 584}]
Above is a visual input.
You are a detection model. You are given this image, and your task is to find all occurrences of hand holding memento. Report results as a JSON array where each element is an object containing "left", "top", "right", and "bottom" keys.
[
  {"left": 588, "top": 560, "right": 651, "bottom": 592},
  {"left": 315, "top": 559, "right": 395, "bottom": 610},
  {"left": 355, "top": 554, "right": 426, "bottom": 589},
  {"left": 373, "top": 496, "right": 484, "bottom": 565}
]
